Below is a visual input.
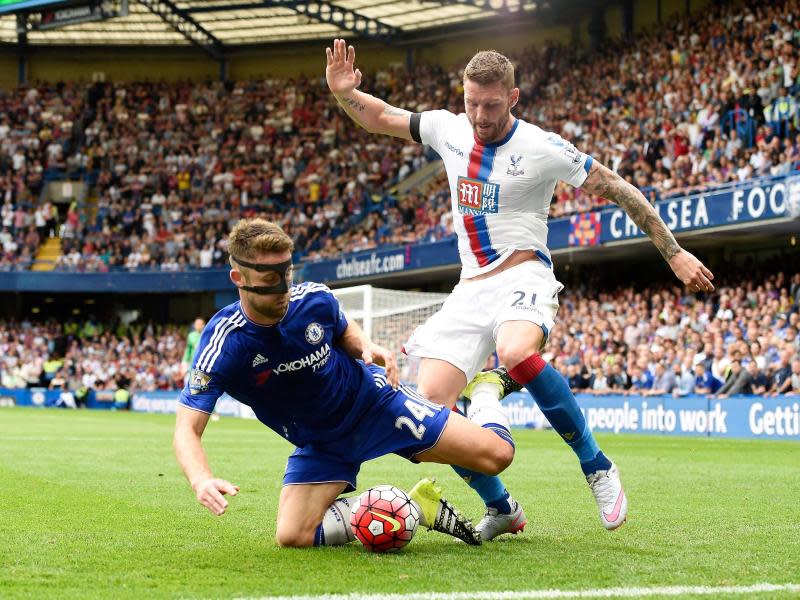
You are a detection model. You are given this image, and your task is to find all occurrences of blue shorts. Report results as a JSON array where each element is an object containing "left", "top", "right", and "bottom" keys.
[{"left": 283, "top": 368, "right": 450, "bottom": 493}]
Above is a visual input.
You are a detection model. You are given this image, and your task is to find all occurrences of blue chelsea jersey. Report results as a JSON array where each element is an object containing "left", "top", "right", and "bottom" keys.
[{"left": 179, "top": 282, "right": 376, "bottom": 447}]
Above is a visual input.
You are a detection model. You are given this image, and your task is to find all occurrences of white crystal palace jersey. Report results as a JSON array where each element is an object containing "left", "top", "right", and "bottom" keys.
[{"left": 411, "top": 111, "right": 594, "bottom": 278}]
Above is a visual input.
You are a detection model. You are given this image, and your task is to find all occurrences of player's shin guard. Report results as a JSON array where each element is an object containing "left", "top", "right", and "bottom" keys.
[
  {"left": 449, "top": 395, "right": 514, "bottom": 514},
  {"left": 313, "top": 497, "right": 356, "bottom": 546},
  {"left": 508, "top": 354, "right": 609, "bottom": 470}
]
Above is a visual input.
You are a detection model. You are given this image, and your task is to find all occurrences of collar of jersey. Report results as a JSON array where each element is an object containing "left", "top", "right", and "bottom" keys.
[
  {"left": 474, "top": 117, "right": 519, "bottom": 148},
  {"left": 237, "top": 301, "right": 285, "bottom": 329}
]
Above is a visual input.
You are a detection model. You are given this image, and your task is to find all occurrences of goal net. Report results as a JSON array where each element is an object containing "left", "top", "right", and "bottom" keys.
[{"left": 331, "top": 285, "right": 448, "bottom": 385}]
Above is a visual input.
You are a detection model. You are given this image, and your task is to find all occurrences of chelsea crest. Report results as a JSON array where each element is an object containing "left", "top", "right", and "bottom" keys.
[{"left": 305, "top": 322, "right": 324, "bottom": 344}]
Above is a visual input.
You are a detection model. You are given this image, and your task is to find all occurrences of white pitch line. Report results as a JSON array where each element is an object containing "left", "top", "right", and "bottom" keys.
[{"left": 236, "top": 582, "right": 800, "bottom": 600}]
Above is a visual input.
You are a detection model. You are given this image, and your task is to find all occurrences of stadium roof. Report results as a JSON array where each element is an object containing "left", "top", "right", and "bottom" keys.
[{"left": 0, "top": 0, "right": 547, "bottom": 49}]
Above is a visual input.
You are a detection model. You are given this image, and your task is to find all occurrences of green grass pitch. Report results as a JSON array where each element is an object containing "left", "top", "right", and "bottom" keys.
[{"left": 1, "top": 408, "right": 799, "bottom": 599}]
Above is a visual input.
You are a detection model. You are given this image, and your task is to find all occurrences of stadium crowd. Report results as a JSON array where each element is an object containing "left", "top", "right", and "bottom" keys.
[
  {"left": 536, "top": 0, "right": 800, "bottom": 216},
  {"left": 1, "top": 270, "right": 798, "bottom": 397},
  {"left": 547, "top": 270, "right": 800, "bottom": 397},
  {"left": 0, "top": 318, "right": 186, "bottom": 394},
  {"left": 0, "top": 0, "right": 798, "bottom": 271}
]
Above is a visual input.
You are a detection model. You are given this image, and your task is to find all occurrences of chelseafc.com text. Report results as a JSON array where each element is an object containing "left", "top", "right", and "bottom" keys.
[{"left": 335, "top": 252, "right": 406, "bottom": 280}]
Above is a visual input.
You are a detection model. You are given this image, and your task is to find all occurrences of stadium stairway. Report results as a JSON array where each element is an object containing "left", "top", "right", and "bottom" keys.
[{"left": 31, "top": 237, "right": 62, "bottom": 271}]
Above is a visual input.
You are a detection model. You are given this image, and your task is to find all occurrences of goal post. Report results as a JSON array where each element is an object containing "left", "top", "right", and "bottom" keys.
[{"left": 331, "top": 285, "right": 448, "bottom": 385}]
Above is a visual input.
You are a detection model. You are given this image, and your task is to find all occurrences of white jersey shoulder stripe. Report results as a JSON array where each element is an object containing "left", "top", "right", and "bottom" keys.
[
  {"left": 194, "top": 313, "right": 235, "bottom": 371},
  {"left": 290, "top": 282, "right": 330, "bottom": 297},
  {"left": 291, "top": 284, "right": 332, "bottom": 302},
  {"left": 197, "top": 312, "right": 245, "bottom": 372},
  {"left": 199, "top": 313, "right": 245, "bottom": 372},
  {"left": 195, "top": 312, "right": 240, "bottom": 372},
  {"left": 291, "top": 282, "right": 329, "bottom": 291}
]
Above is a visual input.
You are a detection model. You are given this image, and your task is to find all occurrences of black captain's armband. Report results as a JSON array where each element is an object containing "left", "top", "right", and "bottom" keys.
[{"left": 410, "top": 113, "right": 422, "bottom": 143}]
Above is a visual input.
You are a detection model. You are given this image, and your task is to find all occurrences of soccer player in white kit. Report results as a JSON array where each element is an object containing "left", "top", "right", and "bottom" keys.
[{"left": 326, "top": 40, "right": 715, "bottom": 538}]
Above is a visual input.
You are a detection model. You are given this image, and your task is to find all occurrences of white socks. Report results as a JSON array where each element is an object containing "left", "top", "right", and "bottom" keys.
[
  {"left": 318, "top": 497, "right": 355, "bottom": 545},
  {"left": 467, "top": 383, "right": 511, "bottom": 431}
]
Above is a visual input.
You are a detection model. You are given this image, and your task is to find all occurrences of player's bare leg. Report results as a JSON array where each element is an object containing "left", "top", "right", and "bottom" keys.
[
  {"left": 416, "top": 357, "right": 465, "bottom": 408},
  {"left": 496, "top": 320, "right": 628, "bottom": 530},
  {"left": 275, "top": 481, "right": 349, "bottom": 547},
  {"left": 415, "top": 409, "right": 513, "bottom": 474}
]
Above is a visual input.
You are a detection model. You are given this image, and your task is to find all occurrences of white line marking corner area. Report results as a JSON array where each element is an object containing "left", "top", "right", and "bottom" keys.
[{"left": 236, "top": 583, "right": 800, "bottom": 600}]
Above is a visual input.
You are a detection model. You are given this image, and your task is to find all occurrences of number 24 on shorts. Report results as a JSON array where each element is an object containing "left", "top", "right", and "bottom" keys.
[{"left": 395, "top": 398, "right": 436, "bottom": 440}]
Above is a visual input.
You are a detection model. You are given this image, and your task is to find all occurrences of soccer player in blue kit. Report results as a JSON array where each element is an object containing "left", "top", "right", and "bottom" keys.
[{"left": 174, "top": 218, "right": 518, "bottom": 547}]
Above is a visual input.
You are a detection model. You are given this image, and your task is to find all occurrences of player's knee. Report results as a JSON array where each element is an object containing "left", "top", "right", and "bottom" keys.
[
  {"left": 416, "top": 385, "right": 457, "bottom": 408},
  {"left": 496, "top": 341, "right": 538, "bottom": 373},
  {"left": 275, "top": 524, "right": 316, "bottom": 548},
  {"left": 475, "top": 439, "right": 514, "bottom": 475},
  {"left": 489, "top": 441, "right": 515, "bottom": 474}
]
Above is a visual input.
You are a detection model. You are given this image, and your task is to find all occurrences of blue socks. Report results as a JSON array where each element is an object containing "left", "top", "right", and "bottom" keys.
[
  {"left": 580, "top": 450, "right": 612, "bottom": 477},
  {"left": 450, "top": 405, "right": 514, "bottom": 514},
  {"left": 450, "top": 464, "right": 512, "bottom": 513},
  {"left": 509, "top": 354, "right": 610, "bottom": 471}
]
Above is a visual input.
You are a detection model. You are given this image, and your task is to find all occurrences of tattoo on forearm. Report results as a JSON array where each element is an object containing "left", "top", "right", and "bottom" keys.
[
  {"left": 383, "top": 104, "right": 410, "bottom": 117},
  {"left": 585, "top": 165, "right": 680, "bottom": 262},
  {"left": 341, "top": 96, "right": 365, "bottom": 112}
]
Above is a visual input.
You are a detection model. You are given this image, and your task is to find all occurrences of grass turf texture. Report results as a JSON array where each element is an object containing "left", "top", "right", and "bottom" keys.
[{"left": 1, "top": 408, "right": 799, "bottom": 599}]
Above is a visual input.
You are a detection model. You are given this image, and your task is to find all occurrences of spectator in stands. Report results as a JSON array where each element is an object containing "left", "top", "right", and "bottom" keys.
[
  {"left": 586, "top": 365, "right": 610, "bottom": 395},
  {"left": 694, "top": 362, "right": 721, "bottom": 395},
  {"left": 645, "top": 362, "right": 677, "bottom": 396},
  {"left": 566, "top": 363, "right": 589, "bottom": 391},
  {"left": 791, "top": 273, "right": 800, "bottom": 306},
  {"left": 628, "top": 364, "right": 654, "bottom": 394},
  {"left": 769, "top": 351, "right": 794, "bottom": 395},
  {"left": 672, "top": 361, "right": 696, "bottom": 397},
  {"left": 747, "top": 361, "right": 771, "bottom": 396},
  {"left": 773, "top": 359, "right": 800, "bottom": 396},
  {"left": 607, "top": 363, "right": 630, "bottom": 393},
  {"left": 715, "top": 360, "right": 754, "bottom": 398}
]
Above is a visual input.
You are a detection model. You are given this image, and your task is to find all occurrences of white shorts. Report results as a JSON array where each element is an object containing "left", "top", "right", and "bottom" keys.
[{"left": 404, "top": 260, "right": 563, "bottom": 382}]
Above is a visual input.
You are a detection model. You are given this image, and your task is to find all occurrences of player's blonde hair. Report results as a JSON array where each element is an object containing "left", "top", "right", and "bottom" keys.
[
  {"left": 464, "top": 50, "right": 515, "bottom": 90},
  {"left": 228, "top": 218, "right": 294, "bottom": 262}
]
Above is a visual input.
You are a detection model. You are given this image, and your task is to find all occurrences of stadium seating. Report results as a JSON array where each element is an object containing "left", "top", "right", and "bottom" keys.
[{"left": 0, "top": 0, "right": 798, "bottom": 270}]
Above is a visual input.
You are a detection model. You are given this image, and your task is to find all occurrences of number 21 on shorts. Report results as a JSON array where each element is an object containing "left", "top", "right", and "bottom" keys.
[
  {"left": 395, "top": 398, "right": 435, "bottom": 440},
  {"left": 511, "top": 290, "right": 537, "bottom": 307}
]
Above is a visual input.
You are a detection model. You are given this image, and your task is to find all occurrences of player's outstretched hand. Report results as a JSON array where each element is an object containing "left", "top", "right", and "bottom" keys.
[
  {"left": 668, "top": 249, "right": 715, "bottom": 293},
  {"left": 362, "top": 343, "right": 399, "bottom": 388},
  {"left": 193, "top": 477, "right": 240, "bottom": 516},
  {"left": 325, "top": 38, "right": 362, "bottom": 96}
]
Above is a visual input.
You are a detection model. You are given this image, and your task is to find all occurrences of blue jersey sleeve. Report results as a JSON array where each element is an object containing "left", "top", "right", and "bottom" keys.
[
  {"left": 332, "top": 295, "right": 348, "bottom": 338},
  {"left": 178, "top": 319, "right": 234, "bottom": 413},
  {"left": 308, "top": 282, "right": 348, "bottom": 338},
  {"left": 179, "top": 366, "right": 226, "bottom": 414}
]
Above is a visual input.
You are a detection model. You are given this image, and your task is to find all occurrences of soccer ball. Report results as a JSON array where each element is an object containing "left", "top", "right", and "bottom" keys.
[{"left": 350, "top": 485, "right": 420, "bottom": 552}]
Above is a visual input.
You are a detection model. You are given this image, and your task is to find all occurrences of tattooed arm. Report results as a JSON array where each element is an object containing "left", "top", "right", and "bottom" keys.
[
  {"left": 325, "top": 39, "right": 412, "bottom": 140},
  {"left": 582, "top": 160, "right": 715, "bottom": 292}
]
